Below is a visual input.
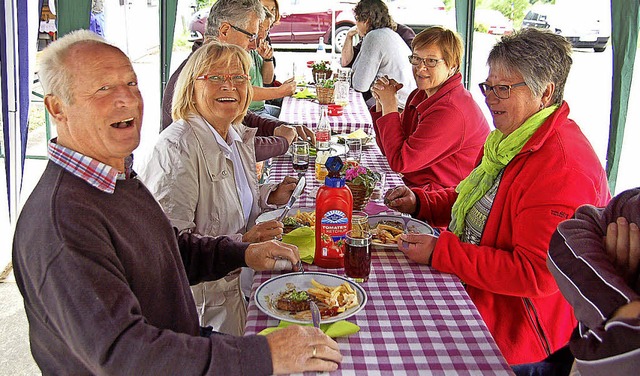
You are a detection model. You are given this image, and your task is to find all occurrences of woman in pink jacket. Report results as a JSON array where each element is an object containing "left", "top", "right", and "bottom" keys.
[
  {"left": 371, "top": 26, "right": 490, "bottom": 189},
  {"left": 384, "top": 28, "right": 611, "bottom": 365}
]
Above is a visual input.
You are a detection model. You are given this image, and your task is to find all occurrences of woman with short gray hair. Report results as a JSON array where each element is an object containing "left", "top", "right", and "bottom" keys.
[{"left": 384, "top": 28, "right": 611, "bottom": 366}]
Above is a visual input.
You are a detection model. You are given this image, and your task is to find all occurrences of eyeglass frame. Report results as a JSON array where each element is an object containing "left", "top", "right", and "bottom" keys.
[
  {"left": 196, "top": 73, "right": 251, "bottom": 85},
  {"left": 228, "top": 23, "right": 258, "bottom": 42},
  {"left": 408, "top": 55, "right": 445, "bottom": 68},
  {"left": 478, "top": 82, "right": 528, "bottom": 99}
]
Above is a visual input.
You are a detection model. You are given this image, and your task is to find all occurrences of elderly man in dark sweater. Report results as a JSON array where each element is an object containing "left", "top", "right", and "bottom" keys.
[{"left": 12, "top": 30, "right": 341, "bottom": 375}]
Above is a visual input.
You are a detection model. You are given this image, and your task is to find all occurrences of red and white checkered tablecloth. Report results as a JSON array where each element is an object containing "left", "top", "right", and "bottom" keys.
[
  {"left": 245, "top": 251, "right": 513, "bottom": 375},
  {"left": 255, "top": 145, "right": 513, "bottom": 374},
  {"left": 268, "top": 142, "right": 402, "bottom": 211},
  {"left": 279, "top": 89, "right": 374, "bottom": 135}
]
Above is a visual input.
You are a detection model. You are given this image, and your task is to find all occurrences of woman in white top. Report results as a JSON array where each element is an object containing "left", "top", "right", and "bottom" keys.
[
  {"left": 350, "top": 0, "right": 416, "bottom": 108},
  {"left": 139, "top": 42, "right": 296, "bottom": 335}
]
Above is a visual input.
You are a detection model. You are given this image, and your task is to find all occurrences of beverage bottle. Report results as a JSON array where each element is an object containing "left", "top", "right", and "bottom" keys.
[
  {"left": 316, "top": 36, "right": 327, "bottom": 58},
  {"left": 315, "top": 156, "right": 353, "bottom": 269},
  {"left": 315, "top": 105, "right": 331, "bottom": 151}
]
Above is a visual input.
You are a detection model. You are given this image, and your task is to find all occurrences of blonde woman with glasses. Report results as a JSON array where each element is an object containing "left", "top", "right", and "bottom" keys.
[{"left": 139, "top": 42, "right": 297, "bottom": 335}]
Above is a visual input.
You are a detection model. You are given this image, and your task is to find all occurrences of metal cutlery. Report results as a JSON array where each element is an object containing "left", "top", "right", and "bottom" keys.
[
  {"left": 277, "top": 176, "right": 306, "bottom": 222},
  {"left": 309, "top": 301, "right": 321, "bottom": 328}
]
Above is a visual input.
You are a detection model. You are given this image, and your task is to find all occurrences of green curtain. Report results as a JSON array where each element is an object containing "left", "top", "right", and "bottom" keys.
[
  {"left": 454, "top": 0, "right": 475, "bottom": 89},
  {"left": 160, "top": 0, "right": 177, "bottom": 132},
  {"left": 606, "top": 0, "right": 639, "bottom": 193},
  {"left": 56, "top": 0, "right": 91, "bottom": 37}
]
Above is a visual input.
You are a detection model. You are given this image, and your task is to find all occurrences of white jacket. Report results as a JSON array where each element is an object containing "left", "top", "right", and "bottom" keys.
[{"left": 139, "top": 114, "right": 277, "bottom": 240}]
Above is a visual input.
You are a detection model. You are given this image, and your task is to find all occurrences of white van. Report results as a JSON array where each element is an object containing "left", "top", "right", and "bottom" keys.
[{"left": 522, "top": 3, "right": 610, "bottom": 52}]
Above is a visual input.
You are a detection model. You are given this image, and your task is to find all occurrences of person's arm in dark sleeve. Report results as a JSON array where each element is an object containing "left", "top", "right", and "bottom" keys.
[
  {"left": 255, "top": 136, "right": 289, "bottom": 161},
  {"left": 176, "top": 230, "right": 249, "bottom": 285},
  {"left": 244, "top": 111, "right": 286, "bottom": 136}
]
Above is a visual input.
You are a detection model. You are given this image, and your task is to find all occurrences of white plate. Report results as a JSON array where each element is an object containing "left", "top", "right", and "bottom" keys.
[
  {"left": 256, "top": 207, "right": 315, "bottom": 224},
  {"left": 369, "top": 214, "right": 434, "bottom": 249},
  {"left": 332, "top": 134, "right": 375, "bottom": 147},
  {"left": 255, "top": 272, "right": 367, "bottom": 324},
  {"left": 286, "top": 143, "right": 347, "bottom": 157}
]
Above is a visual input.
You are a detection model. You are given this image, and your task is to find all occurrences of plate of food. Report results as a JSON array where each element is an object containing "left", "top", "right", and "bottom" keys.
[
  {"left": 255, "top": 272, "right": 367, "bottom": 324},
  {"left": 286, "top": 142, "right": 347, "bottom": 158},
  {"left": 256, "top": 208, "right": 315, "bottom": 233},
  {"left": 368, "top": 214, "right": 435, "bottom": 249},
  {"left": 332, "top": 129, "right": 375, "bottom": 147}
]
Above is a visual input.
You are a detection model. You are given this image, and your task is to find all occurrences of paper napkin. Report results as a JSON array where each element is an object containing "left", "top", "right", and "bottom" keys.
[
  {"left": 282, "top": 226, "right": 315, "bottom": 264},
  {"left": 292, "top": 88, "right": 317, "bottom": 99},
  {"left": 258, "top": 320, "right": 360, "bottom": 338}
]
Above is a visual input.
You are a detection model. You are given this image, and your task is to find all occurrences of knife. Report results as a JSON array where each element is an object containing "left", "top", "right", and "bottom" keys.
[
  {"left": 277, "top": 176, "right": 306, "bottom": 222},
  {"left": 309, "top": 300, "right": 321, "bottom": 328}
]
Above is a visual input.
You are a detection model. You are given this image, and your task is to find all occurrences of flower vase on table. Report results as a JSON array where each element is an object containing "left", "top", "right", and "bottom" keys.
[{"left": 342, "top": 161, "right": 381, "bottom": 211}]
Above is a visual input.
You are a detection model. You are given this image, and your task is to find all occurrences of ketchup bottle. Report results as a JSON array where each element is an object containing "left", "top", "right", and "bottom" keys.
[{"left": 314, "top": 156, "right": 353, "bottom": 268}]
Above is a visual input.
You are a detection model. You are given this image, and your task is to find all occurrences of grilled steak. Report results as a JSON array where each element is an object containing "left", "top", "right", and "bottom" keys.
[{"left": 276, "top": 289, "right": 311, "bottom": 312}]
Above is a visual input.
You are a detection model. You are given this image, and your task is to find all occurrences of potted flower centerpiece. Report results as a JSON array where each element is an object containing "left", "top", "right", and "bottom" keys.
[
  {"left": 311, "top": 60, "right": 333, "bottom": 81},
  {"left": 342, "top": 161, "right": 381, "bottom": 211}
]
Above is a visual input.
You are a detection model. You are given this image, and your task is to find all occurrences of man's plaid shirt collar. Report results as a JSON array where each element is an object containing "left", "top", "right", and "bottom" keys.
[{"left": 47, "top": 139, "right": 134, "bottom": 194}]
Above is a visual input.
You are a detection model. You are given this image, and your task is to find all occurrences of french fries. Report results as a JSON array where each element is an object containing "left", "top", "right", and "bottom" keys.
[
  {"left": 292, "top": 210, "right": 315, "bottom": 227},
  {"left": 371, "top": 221, "right": 404, "bottom": 245},
  {"left": 307, "top": 279, "right": 359, "bottom": 313}
]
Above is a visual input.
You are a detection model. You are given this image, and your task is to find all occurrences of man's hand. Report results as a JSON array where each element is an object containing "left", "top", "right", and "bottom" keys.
[
  {"left": 274, "top": 125, "right": 297, "bottom": 145},
  {"left": 397, "top": 233, "right": 437, "bottom": 265},
  {"left": 258, "top": 40, "right": 274, "bottom": 60},
  {"left": 278, "top": 77, "right": 297, "bottom": 97},
  {"left": 267, "top": 176, "right": 298, "bottom": 205},
  {"left": 346, "top": 26, "right": 359, "bottom": 39},
  {"left": 245, "top": 240, "right": 299, "bottom": 271},
  {"left": 242, "top": 220, "right": 284, "bottom": 243},
  {"left": 604, "top": 217, "right": 640, "bottom": 285},
  {"left": 384, "top": 186, "right": 417, "bottom": 214},
  {"left": 267, "top": 325, "right": 342, "bottom": 374},
  {"left": 294, "top": 124, "right": 316, "bottom": 144}
]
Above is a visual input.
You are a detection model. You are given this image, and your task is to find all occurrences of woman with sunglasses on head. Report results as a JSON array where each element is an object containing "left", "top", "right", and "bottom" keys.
[
  {"left": 371, "top": 26, "right": 489, "bottom": 189},
  {"left": 383, "top": 28, "right": 611, "bottom": 368}
]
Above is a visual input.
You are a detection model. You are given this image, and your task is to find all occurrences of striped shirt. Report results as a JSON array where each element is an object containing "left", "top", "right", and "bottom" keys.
[
  {"left": 47, "top": 139, "right": 134, "bottom": 194},
  {"left": 460, "top": 170, "right": 504, "bottom": 245}
]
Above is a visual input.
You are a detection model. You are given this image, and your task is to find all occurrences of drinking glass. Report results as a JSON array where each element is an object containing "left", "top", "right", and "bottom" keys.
[
  {"left": 371, "top": 171, "right": 387, "bottom": 203},
  {"left": 351, "top": 211, "right": 370, "bottom": 237},
  {"left": 345, "top": 138, "right": 362, "bottom": 163},
  {"left": 344, "top": 230, "right": 372, "bottom": 283},
  {"left": 292, "top": 141, "right": 309, "bottom": 178}
]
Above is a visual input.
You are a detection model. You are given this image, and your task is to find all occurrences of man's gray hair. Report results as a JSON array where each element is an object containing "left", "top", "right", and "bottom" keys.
[
  {"left": 205, "top": 0, "right": 266, "bottom": 38},
  {"left": 487, "top": 28, "right": 573, "bottom": 105},
  {"left": 38, "top": 29, "right": 114, "bottom": 104}
]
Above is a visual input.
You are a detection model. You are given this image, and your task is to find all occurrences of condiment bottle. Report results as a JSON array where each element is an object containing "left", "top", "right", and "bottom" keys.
[{"left": 315, "top": 156, "right": 353, "bottom": 268}]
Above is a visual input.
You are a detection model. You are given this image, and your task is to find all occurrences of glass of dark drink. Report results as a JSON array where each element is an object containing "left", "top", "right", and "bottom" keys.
[
  {"left": 292, "top": 141, "right": 309, "bottom": 178},
  {"left": 344, "top": 230, "right": 372, "bottom": 283}
]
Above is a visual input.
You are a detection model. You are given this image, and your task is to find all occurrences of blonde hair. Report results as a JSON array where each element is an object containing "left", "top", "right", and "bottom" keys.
[
  {"left": 172, "top": 41, "right": 253, "bottom": 124},
  {"left": 412, "top": 26, "right": 464, "bottom": 74},
  {"left": 39, "top": 29, "right": 115, "bottom": 104}
]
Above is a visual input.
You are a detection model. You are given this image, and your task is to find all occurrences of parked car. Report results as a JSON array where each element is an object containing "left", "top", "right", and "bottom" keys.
[
  {"left": 386, "top": 0, "right": 454, "bottom": 33},
  {"left": 475, "top": 9, "right": 513, "bottom": 35},
  {"left": 189, "top": 0, "right": 357, "bottom": 52},
  {"left": 522, "top": 4, "right": 610, "bottom": 52}
]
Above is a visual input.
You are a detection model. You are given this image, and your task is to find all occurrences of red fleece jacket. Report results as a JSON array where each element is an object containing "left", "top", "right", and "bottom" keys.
[
  {"left": 372, "top": 73, "right": 489, "bottom": 189},
  {"left": 412, "top": 102, "right": 611, "bottom": 364}
]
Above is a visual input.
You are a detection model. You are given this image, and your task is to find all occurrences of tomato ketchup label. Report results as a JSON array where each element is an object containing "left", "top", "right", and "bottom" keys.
[{"left": 319, "top": 210, "right": 348, "bottom": 257}]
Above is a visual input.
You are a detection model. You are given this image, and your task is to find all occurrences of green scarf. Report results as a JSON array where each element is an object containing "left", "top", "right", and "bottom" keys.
[{"left": 449, "top": 105, "right": 558, "bottom": 236}]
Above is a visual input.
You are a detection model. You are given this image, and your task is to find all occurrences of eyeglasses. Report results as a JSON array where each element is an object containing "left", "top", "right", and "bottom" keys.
[
  {"left": 478, "top": 82, "right": 527, "bottom": 99},
  {"left": 408, "top": 55, "right": 445, "bottom": 68},
  {"left": 229, "top": 24, "right": 258, "bottom": 42},
  {"left": 196, "top": 74, "right": 250, "bottom": 86}
]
